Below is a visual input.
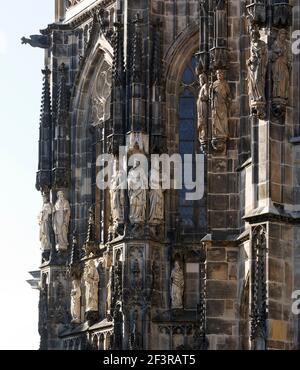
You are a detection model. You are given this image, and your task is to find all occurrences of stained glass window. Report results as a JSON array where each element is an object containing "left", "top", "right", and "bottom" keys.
[{"left": 178, "top": 57, "right": 206, "bottom": 234}]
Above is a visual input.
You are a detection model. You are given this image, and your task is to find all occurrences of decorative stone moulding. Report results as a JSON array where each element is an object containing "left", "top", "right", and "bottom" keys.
[
  {"left": 52, "top": 168, "right": 69, "bottom": 189},
  {"left": 209, "top": 47, "right": 230, "bottom": 71},
  {"left": 67, "top": 0, "right": 82, "bottom": 9},
  {"left": 126, "top": 132, "right": 149, "bottom": 155},
  {"left": 211, "top": 137, "right": 228, "bottom": 154},
  {"left": 271, "top": 98, "right": 288, "bottom": 118},
  {"left": 108, "top": 134, "right": 125, "bottom": 156},
  {"left": 246, "top": 1, "right": 267, "bottom": 27},
  {"left": 251, "top": 101, "right": 267, "bottom": 120},
  {"left": 272, "top": 2, "right": 293, "bottom": 28},
  {"left": 36, "top": 170, "right": 52, "bottom": 193},
  {"left": 196, "top": 51, "right": 209, "bottom": 75}
]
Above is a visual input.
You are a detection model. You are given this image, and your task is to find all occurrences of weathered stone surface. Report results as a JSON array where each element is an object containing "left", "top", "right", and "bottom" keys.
[
  {"left": 207, "top": 248, "right": 226, "bottom": 262},
  {"left": 207, "top": 300, "right": 225, "bottom": 318},
  {"left": 207, "top": 263, "right": 228, "bottom": 280},
  {"left": 207, "top": 319, "right": 234, "bottom": 336},
  {"left": 28, "top": 0, "right": 300, "bottom": 351},
  {"left": 206, "top": 281, "right": 237, "bottom": 300},
  {"left": 269, "top": 320, "right": 288, "bottom": 342}
]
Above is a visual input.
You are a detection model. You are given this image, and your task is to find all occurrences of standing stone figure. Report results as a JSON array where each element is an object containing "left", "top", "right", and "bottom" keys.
[
  {"left": 247, "top": 27, "right": 268, "bottom": 109},
  {"left": 110, "top": 161, "right": 125, "bottom": 233},
  {"left": 149, "top": 161, "right": 164, "bottom": 225},
  {"left": 84, "top": 260, "right": 100, "bottom": 313},
  {"left": 53, "top": 191, "right": 71, "bottom": 251},
  {"left": 71, "top": 280, "right": 81, "bottom": 324},
  {"left": 128, "top": 160, "right": 147, "bottom": 225},
  {"left": 38, "top": 194, "right": 53, "bottom": 252},
  {"left": 211, "top": 70, "right": 231, "bottom": 139},
  {"left": 272, "top": 29, "right": 291, "bottom": 101},
  {"left": 197, "top": 73, "right": 209, "bottom": 144},
  {"left": 171, "top": 261, "right": 184, "bottom": 309}
]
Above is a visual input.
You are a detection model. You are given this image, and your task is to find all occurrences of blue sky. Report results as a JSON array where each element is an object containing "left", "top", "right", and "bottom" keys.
[{"left": 0, "top": 0, "right": 54, "bottom": 350}]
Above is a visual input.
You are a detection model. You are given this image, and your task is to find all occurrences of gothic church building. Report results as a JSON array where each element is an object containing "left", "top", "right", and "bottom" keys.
[{"left": 26, "top": 0, "right": 300, "bottom": 350}]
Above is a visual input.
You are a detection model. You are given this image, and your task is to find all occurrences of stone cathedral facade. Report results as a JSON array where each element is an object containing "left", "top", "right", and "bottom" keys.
[{"left": 25, "top": 0, "right": 300, "bottom": 350}]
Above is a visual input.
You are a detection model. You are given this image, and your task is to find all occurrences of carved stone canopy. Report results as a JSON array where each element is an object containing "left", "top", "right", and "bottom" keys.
[
  {"left": 67, "top": 0, "right": 82, "bottom": 8},
  {"left": 246, "top": 1, "right": 267, "bottom": 27}
]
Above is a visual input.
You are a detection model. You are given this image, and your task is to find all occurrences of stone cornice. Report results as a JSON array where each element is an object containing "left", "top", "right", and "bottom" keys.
[
  {"left": 41, "top": 0, "right": 114, "bottom": 34},
  {"left": 243, "top": 205, "right": 300, "bottom": 224}
]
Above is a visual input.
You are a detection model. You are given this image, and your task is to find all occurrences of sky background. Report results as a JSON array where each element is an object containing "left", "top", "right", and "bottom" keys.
[{"left": 0, "top": 0, "right": 54, "bottom": 350}]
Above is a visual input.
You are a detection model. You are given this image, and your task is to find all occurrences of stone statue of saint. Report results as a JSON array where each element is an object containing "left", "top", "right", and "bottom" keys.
[
  {"left": 84, "top": 260, "right": 99, "bottom": 312},
  {"left": 71, "top": 280, "right": 81, "bottom": 324},
  {"left": 272, "top": 29, "right": 291, "bottom": 101},
  {"left": 171, "top": 261, "right": 184, "bottom": 309},
  {"left": 110, "top": 161, "right": 125, "bottom": 230},
  {"left": 38, "top": 194, "right": 53, "bottom": 252},
  {"left": 53, "top": 191, "right": 71, "bottom": 251},
  {"left": 211, "top": 69, "right": 231, "bottom": 139},
  {"left": 149, "top": 161, "right": 164, "bottom": 225},
  {"left": 247, "top": 27, "right": 268, "bottom": 106},
  {"left": 128, "top": 160, "right": 147, "bottom": 225},
  {"left": 197, "top": 73, "right": 209, "bottom": 144}
]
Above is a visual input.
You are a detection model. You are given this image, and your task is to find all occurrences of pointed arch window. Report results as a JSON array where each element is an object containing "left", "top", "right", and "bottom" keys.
[{"left": 178, "top": 57, "right": 206, "bottom": 234}]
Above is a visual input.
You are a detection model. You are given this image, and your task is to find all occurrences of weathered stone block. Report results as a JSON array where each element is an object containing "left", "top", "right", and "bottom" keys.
[
  {"left": 207, "top": 248, "right": 226, "bottom": 262},
  {"left": 206, "top": 281, "right": 237, "bottom": 300},
  {"left": 207, "top": 319, "right": 234, "bottom": 336},
  {"left": 269, "top": 320, "right": 288, "bottom": 342},
  {"left": 269, "top": 300, "right": 283, "bottom": 320},
  {"left": 269, "top": 282, "right": 283, "bottom": 301},
  {"left": 269, "top": 258, "right": 284, "bottom": 283},
  {"left": 207, "top": 300, "right": 225, "bottom": 317},
  {"left": 207, "top": 262, "right": 228, "bottom": 280}
]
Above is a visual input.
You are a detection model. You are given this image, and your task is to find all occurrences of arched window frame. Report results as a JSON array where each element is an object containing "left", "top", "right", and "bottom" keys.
[{"left": 177, "top": 57, "right": 207, "bottom": 235}]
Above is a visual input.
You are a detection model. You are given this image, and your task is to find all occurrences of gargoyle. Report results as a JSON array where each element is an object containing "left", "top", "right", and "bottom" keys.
[{"left": 21, "top": 34, "right": 51, "bottom": 49}]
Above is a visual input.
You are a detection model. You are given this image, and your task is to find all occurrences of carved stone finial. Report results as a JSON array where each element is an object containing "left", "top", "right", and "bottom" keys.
[
  {"left": 53, "top": 63, "right": 69, "bottom": 189},
  {"left": 83, "top": 206, "right": 99, "bottom": 257},
  {"left": 36, "top": 66, "right": 52, "bottom": 193}
]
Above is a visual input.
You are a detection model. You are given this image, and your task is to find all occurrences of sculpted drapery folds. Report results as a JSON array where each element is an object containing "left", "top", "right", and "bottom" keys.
[
  {"left": 149, "top": 161, "right": 164, "bottom": 225},
  {"left": 110, "top": 160, "right": 125, "bottom": 231},
  {"left": 211, "top": 70, "right": 231, "bottom": 139},
  {"left": 53, "top": 191, "right": 71, "bottom": 251},
  {"left": 38, "top": 194, "right": 53, "bottom": 252},
  {"left": 272, "top": 29, "right": 292, "bottom": 101},
  {"left": 247, "top": 27, "right": 268, "bottom": 112},
  {"left": 197, "top": 73, "right": 209, "bottom": 144},
  {"left": 71, "top": 280, "right": 81, "bottom": 324},
  {"left": 171, "top": 261, "right": 184, "bottom": 309},
  {"left": 84, "top": 260, "right": 100, "bottom": 313},
  {"left": 128, "top": 161, "right": 148, "bottom": 225}
]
